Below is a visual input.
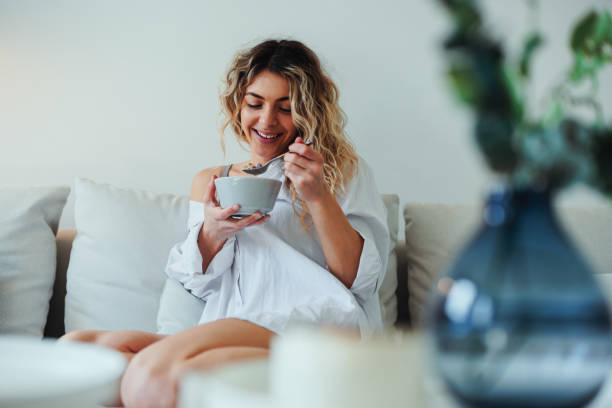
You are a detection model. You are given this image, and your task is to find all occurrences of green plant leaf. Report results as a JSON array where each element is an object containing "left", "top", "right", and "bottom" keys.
[
  {"left": 503, "top": 68, "right": 525, "bottom": 122},
  {"left": 520, "top": 32, "right": 544, "bottom": 78},
  {"left": 439, "top": 0, "right": 482, "bottom": 33},
  {"left": 571, "top": 11, "right": 599, "bottom": 55},
  {"left": 475, "top": 113, "right": 518, "bottom": 173},
  {"left": 570, "top": 10, "right": 612, "bottom": 59},
  {"left": 569, "top": 53, "right": 604, "bottom": 82},
  {"left": 447, "top": 66, "right": 480, "bottom": 106}
]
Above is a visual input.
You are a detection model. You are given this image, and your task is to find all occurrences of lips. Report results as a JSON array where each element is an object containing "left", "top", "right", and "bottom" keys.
[{"left": 252, "top": 128, "right": 282, "bottom": 144}]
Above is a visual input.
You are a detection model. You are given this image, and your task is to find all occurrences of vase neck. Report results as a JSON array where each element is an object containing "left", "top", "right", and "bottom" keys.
[{"left": 484, "top": 187, "right": 554, "bottom": 227}]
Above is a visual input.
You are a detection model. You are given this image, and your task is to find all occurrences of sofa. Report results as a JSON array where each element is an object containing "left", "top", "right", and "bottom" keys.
[
  {"left": 2, "top": 179, "right": 612, "bottom": 339},
  {"left": 3, "top": 179, "right": 612, "bottom": 406}
]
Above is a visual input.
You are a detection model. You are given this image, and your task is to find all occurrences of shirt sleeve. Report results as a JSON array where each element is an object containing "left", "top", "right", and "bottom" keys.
[
  {"left": 339, "top": 158, "right": 390, "bottom": 305},
  {"left": 164, "top": 200, "right": 236, "bottom": 300}
]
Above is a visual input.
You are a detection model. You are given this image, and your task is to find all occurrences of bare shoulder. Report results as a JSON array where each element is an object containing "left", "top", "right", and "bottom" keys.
[{"left": 190, "top": 166, "right": 224, "bottom": 202}]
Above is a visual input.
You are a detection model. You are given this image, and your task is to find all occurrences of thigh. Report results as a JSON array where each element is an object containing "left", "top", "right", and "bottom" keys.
[
  {"left": 179, "top": 346, "right": 269, "bottom": 373},
  {"left": 144, "top": 318, "right": 275, "bottom": 360}
]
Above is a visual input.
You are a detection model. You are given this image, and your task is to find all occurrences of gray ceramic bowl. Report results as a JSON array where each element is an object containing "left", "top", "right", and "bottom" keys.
[{"left": 214, "top": 177, "right": 282, "bottom": 218}]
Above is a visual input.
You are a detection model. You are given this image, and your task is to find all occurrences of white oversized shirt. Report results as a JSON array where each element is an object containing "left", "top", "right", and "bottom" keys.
[{"left": 165, "top": 157, "right": 389, "bottom": 336}]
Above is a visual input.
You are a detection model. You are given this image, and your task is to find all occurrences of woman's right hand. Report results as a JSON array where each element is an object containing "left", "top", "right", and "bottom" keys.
[{"left": 199, "top": 175, "right": 269, "bottom": 252}]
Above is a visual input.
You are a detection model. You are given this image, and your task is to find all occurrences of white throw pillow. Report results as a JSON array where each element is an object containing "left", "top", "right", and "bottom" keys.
[
  {"left": 0, "top": 186, "right": 70, "bottom": 337},
  {"left": 64, "top": 178, "right": 189, "bottom": 333},
  {"left": 157, "top": 194, "right": 401, "bottom": 334}
]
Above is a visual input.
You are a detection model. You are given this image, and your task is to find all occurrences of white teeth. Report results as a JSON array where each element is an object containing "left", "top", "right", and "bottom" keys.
[{"left": 255, "top": 129, "right": 280, "bottom": 139}]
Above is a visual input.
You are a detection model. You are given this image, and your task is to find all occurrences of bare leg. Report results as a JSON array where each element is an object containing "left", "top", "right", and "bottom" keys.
[
  {"left": 60, "top": 330, "right": 166, "bottom": 363},
  {"left": 120, "top": 318, "right": 275, "bottom": 408},
  {"left": 61, "top": 330, "right": 167, "bottom": 406},
  {"left": 178, "top": 346, "right": 269, "bottom": 372}
]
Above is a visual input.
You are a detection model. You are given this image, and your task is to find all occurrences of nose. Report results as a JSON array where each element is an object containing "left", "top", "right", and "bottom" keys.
[{"left": 258, "top": 106, "right": 278, "bottom": 127}]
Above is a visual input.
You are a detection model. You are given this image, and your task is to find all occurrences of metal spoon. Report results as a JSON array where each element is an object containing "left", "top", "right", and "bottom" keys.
[{"left": 242, "top": 139, "right": 312, "bottom": 175}]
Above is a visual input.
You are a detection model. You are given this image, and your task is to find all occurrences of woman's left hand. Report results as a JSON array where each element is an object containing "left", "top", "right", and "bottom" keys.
[{"left": 284, "top": 137, "right": 329, "bottom": 203}]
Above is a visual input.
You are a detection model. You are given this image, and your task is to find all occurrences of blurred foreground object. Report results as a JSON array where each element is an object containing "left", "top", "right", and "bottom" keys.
[
  {"left": 440, "top": 0, "right": 612, "bottom": 195},
  {"left": 430, "top": 187, "right": 612, "bottom": 407},
  {"left": 269, "top": 327, "right": 425, "bottom": 408},
  {"left": 179, "top": 327, "right": 426, "bottom": 408},
  {"left": 0, "top": 336, "right": 125, "bottom": 408},
  {"left": 430, "top": 1, "right": 612, "bottom": 407}
]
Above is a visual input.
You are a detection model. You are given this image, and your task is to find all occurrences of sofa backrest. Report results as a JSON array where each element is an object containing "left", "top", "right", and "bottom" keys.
[
  {"left": 403, "top": 203, "right": 612, "bottom": 326},
  {"left": 47, "top": 202, "right": 612, "bottom": 336},
  {"left": 47, "top": 230, "right": 406, "bottom": 337}
]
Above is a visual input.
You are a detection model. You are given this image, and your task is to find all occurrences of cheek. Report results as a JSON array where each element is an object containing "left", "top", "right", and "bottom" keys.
[
  {"left": 282, "top": 118, "right": 297, "bottom": 135},
  {"left": 240, "top": 109, "right": 255, "bottom": 131}
]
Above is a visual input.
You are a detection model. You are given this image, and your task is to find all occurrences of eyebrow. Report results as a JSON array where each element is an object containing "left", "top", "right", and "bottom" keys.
[{"left": 246, "top": 92, "right": 289, "bottom": 102}]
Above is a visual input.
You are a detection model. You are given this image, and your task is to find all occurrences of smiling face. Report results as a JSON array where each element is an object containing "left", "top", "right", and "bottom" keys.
[{"left": 240, "top": 70, "right": 298, "bottom": 164}]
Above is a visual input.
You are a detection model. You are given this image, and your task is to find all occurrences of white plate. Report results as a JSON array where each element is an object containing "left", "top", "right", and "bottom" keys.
[{"left": 0, "top": 335, "right": 126, "bottom": 408}]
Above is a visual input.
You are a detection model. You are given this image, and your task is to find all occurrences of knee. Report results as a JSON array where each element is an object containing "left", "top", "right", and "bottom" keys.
[
  {"left": 121, "top": 349, "right": 180, "bottom": 408},
  {"left": 121, "top": 349, "right": 218, "bottom": 407}
]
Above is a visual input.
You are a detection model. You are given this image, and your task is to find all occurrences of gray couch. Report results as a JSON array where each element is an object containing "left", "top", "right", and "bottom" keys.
[{"left": 45, "top": 202, "right": 612, "bottom": 338}]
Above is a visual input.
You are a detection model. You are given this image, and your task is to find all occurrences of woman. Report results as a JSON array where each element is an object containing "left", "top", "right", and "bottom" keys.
[{"left": 62, "top": 39, "right": 389, "bottom": 408}]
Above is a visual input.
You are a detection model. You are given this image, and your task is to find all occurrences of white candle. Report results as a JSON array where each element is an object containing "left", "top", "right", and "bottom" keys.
[{"left": 269, "top": 327, "right": 425, "bottom": 408}]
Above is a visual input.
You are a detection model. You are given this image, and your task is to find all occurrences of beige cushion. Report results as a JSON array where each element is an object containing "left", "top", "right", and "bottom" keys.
[
  {"left": 557, "top": 207, "right": 612, "bottom": 300},
  {"left": 403, "top": 204, "right": 480, "bottom": 325},
  {"left": 403, "top": 202, "right": 612, "bottom": 326}
]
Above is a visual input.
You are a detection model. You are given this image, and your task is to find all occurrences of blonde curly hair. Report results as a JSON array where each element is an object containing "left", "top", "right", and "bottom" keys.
[{"left": 219, "top": 39, "right": 359, "bottom": 225}]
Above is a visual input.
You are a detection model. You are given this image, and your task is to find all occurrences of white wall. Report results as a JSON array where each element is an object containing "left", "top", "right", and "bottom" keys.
[{"left": 1, "top": 0, "right": 610, "bottom": 229}]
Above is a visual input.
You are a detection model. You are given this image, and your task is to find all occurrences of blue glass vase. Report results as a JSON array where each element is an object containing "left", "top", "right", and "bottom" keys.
[{"left": 430, "top": 187, "right": 612, "bottom": 408}]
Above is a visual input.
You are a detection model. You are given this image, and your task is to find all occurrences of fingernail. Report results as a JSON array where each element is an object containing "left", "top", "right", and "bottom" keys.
[{"left": 232, "top": 204, "right": 240, "bottom": 210}]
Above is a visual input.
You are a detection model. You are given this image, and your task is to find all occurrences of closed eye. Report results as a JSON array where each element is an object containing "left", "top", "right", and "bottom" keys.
[{"left": 247, "top": 104, "right": 262, "bottom": 109}]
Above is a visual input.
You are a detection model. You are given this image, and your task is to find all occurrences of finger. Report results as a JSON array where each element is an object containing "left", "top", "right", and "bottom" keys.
[
  {"left": 288, "top": 141, "right": 323, "bottom": 162},
  {"left": 284, "top": 163, "right": 306, "bottom": 184},
  {"left": 245, "top": 213, "right": 269, "bottom": 227},
  {"left": 284, "top": 163, "right": 312, "bottom": 182},
  {"left": 217, "top": 204, "right": 241, "bottom": 220},
  {"left": 285, "top": 152, "right": 319, "bottom": 171},
  {"left": 236, "top": 211, "right": 264, "bottom": 228}
]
